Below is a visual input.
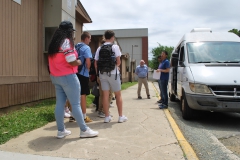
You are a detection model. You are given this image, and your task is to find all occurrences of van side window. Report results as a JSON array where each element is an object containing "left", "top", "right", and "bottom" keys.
[{"left": 179, "top": 46, "right": 185, "bottom": 62}]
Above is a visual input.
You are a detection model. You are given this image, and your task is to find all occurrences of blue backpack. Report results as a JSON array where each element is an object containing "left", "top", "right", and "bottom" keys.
[{"left": 75, "top": 43, "right": 85, "bottom": 73}]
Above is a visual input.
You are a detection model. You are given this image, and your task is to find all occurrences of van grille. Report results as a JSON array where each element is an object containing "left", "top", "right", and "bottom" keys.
[{"left": 209, "top": 85, "right": 240, "bottom": 97}]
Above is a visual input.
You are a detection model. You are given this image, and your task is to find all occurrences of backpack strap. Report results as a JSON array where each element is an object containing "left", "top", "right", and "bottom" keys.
[{"left": 115, "top": 66, "right": 117, "bottom": 80}]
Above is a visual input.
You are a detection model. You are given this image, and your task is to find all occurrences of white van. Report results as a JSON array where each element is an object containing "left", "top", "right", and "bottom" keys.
[{"left": 169, "top": 28, "right": 240, "bottom": 120}]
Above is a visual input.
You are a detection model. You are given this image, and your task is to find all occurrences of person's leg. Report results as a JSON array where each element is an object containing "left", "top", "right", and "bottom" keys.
[
  {"left": 51, "top": 81, "right": 66, "bottom": 132},
  {"left": 159, "top": 80, "right": 164, "bottom": 102},
  {"left": 114, "top": 90, "right": 122, "bottom": 116},
  {"left": 98, "top": 80, "right": 104, "bottom": 113},
  {"left": 95, "top": 96, "right": 99, "bottom": 111},
  {"left": 162, "top": 80, "right": 168, "bottom": 106},
  {"left": 109, "top": 74, "right": 127, "bottom": 122},
  {"left": 81, "top": 95, "right": 87, "bottom": 116},
  {"left": 99, "top": 73, "right": 111, "bottom": 120},
  {"left": 137, "top": 78, "right": 143, "bottom": 97},
  {"left": 109, "top": 74, "right": 124, "bottom": 116},
  {"left": 142, "top": 78, "right": 150, "bottom": 97},
  {"left": 65, "top": 75, "right": 98, "bottom": 138},
  {"left": 157, "top": 79, "right": 162, "bottom": 101},
  {"left": 109, "top": 89, "right": 113, "bottom": 107},
  {"left": 62, "top": 74, "right": 88, "bottom": 131},
  {"left": 160, "top": 80, "right": 168, "bottom": 106},
  {"left": 77, "top": 74, "right": 91, "bottom": 121},
  {"left": 102, "top": 90, "right": 110, "bottom": 117}
]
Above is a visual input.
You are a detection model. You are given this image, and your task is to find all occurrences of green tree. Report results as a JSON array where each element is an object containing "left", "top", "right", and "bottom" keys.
[
  {"left": 228, "top": 29, "right": 240, "bottom": 37},
  {"left": 149, "top": 43, "right": 174, "bottom": 70}
]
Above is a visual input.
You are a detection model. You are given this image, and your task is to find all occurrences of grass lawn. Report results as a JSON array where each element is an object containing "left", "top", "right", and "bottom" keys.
[{"left": 0, "top": 81, "right": 137, "bottom": 145}]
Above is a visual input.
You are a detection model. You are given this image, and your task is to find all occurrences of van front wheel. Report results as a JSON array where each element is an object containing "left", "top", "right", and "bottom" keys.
[{"left": 181, "top": 92, "right": 193, "bottom": 120}]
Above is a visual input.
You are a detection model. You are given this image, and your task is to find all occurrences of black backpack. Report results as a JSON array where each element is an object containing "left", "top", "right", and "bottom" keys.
[
  {"left": 97, "top": 44, "right": 117, "bottom": 76},
  {"left": 75, "top": 43, "right": 85, "bottom": 73}
]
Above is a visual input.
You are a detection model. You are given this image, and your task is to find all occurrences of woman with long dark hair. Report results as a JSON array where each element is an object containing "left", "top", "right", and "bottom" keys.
[{"left": 48, "top": 21, "right": 98, "bottom": 138}]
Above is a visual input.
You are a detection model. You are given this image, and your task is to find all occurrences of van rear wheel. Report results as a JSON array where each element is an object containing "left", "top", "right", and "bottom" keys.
[{"left": 181, "top": 92, "right": 193, "bottom": 120}]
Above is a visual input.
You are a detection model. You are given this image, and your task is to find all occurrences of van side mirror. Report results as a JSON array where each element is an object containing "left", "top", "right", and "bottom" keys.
[{"left": 171, "top": 53, "right": 178, "bottom": 67}]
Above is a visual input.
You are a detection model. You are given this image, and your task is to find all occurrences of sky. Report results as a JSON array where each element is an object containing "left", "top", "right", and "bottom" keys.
[{"left": 80, "top": 0, "right": 240, "bottom": 59}]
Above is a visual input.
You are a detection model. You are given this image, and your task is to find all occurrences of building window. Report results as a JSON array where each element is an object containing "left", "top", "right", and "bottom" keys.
[
  {"left": 13, "top": 0, "right": 21, "bottom": 5},
  {"left": 45, "top": 27, "right": 57, "bottom": 52}
]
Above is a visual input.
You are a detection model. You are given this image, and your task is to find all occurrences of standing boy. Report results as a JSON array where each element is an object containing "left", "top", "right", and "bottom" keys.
[
  {"left": 94, "top": 30, "right": 127, "bottom": 123},
  {"left": 75, "top": 31, "right": 93, "bottom": 122}
]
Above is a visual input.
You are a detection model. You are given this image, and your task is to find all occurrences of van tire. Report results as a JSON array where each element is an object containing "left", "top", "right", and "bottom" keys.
[
  {"left": 169, "top": 93, "right": 176, "bottom": 101},
  {"left": 181, "top": 92, "right": 193, "bottom": 120}
]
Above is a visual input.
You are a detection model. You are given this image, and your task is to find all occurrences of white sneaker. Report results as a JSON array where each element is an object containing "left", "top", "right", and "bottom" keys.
[
  {"left": 57, "top": 129, "right": 71, "bottom": 139},
  {"left": 98, "top": 112, "right": 105, "bottom": 118},
  {"left": 64, "top": 112, "right": 71, "bottom": 118},
  {"left": 65, "top": 107, "right": 70, "bottom": 114},
  {"left": 80, "top": 127, "right": 99, "bottom": 138},
  {"left": 104, "top": 116, "right": 112, "bottom": 123},
  {"left": 118, "top": 115, "right": 128, "bottom": 123}
]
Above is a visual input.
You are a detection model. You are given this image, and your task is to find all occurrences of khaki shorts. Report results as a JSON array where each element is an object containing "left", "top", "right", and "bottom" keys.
[{"left": 99, "top": 73, "right": 121, "bottom": 92}]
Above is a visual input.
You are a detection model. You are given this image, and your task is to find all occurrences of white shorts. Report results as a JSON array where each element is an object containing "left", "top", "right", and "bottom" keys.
[{"left": 99, "top": 73, "right": 121, "bottom": 92}]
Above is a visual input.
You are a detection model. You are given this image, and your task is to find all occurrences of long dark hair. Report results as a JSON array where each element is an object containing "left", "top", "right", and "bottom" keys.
[{"left": 47, "top": 28, "right": 74, "bottom": 56}]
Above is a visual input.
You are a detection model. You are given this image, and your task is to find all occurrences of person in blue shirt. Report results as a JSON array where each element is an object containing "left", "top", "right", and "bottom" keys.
[
  {"left": 157, "top": 55, "right": 162, "bottom": 103},
  {"left": 75, "top": 31, "right": 93, "bottom": 123},
  {"left": 157, "top": 51, "right": 170, "bottom": 109},
  {"left": 135, "top": 60, "right": 150, "bottom": 99}
]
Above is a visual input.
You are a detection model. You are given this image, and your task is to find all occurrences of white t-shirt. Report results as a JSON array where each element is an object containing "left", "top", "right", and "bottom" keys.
[{"left": 95, "top": 42, "right": 121, "bottom": 74}]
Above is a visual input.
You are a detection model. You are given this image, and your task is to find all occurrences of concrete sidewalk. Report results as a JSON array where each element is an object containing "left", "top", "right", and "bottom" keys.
[{"left": 0, "top": 82, "right": 184, "bottom": 160}]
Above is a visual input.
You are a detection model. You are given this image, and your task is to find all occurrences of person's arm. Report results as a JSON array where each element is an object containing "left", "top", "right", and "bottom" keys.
[
  {"left": 94, "top": 47, "right": 100, "bottom": 75},
  {"left": 114, "top": 45, "right": 121, "bottom": 67},
  {"left": 158, "top": 68, "right": 170, "bottom": 73},
  {"left": 85, "top": 58, "right": 91, "bottom": 71},
  {"left": 116, "top": 56, "right": 121, "bottom": 66},
  {"left": 157, "top": 61, "right": 170, "bottom": 72},
  {"left": 62, "top": 39, "right": 81, "bottom": 66},
  {"left": 135, "top": 67, "right": 139, "bottom": 75},
  {"left": 69, "top": 59, "right": 81, "bottom": 66},
  {"left": 94, "top": 60, "right": 98, "bottom": 75}
]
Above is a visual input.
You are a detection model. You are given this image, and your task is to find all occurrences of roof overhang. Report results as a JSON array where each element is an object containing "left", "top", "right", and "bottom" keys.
[{"left": 76, "top": 0, "right": 92, "bottom": 23}]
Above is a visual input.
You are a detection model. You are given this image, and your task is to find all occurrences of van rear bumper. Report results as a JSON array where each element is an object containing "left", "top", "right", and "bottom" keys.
[{"left": 185, "top": 93, "right": 240, "bottom": 112}]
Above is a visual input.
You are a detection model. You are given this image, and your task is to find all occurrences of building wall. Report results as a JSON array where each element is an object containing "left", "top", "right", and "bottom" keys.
[
  {"left": 75, "top": 18, "right": 83, "bottom": 43},
  {"left": 0, "top": 0, "right": 55, "bottom": 109}
]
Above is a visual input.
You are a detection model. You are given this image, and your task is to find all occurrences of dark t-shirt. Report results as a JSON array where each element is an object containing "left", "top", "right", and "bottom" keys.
[{"left": 159, "top": 59, "right": 170, "bottom": 80}]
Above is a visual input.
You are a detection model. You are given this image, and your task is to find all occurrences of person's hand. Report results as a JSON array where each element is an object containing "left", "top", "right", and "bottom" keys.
[
  {"left": 156, "top": 69, "right": 161, "bottom": 72},
  {"left": 97, "top": 77, "right": 100, "bottom": 84}
]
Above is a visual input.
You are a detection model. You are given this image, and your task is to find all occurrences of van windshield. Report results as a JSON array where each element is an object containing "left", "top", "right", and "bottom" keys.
[{"left": 187, "top": 42, "right": 240, "bottom": 63}]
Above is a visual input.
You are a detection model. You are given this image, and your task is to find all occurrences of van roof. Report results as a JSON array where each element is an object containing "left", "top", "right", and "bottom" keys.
[{"left": 175, "top": 32, "right": 240, "bottom": 48}]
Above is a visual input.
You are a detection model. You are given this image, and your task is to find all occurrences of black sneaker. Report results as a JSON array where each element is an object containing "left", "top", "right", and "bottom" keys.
[
  {"left": 138, "top": 96, "right": 142, "bottom": 99},
  {"left": 147, "top": 95, "right": 151, "bottom": 99},
  {"left": 157, "top": 100, "right": 162, "bottom": 103}
]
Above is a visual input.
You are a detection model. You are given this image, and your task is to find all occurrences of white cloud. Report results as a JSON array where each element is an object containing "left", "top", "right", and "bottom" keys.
[{"left": 80, "top": 0, "right": 240, "bottom": 59}]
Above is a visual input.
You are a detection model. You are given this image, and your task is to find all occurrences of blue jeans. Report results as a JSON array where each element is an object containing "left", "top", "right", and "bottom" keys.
[
  {"left": 50, "top": 74, "right": 87, "bottom": 132},
  {"left": 159, "top": 80, "right": 168, "bottom": 106},
  {"left": 157, "top": 80, "right": 161, "bottom": 99}
]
